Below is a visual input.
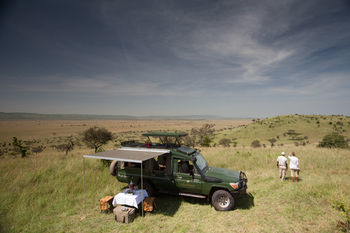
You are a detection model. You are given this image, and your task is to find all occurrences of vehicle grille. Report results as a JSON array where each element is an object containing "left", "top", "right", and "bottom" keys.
[{"left": 239, "top": 171, "right": 248, "bottom": 188}]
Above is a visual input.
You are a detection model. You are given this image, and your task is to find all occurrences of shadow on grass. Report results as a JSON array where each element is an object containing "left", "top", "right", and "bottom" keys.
[
  {"left": 283, "top": 177, "right": 303, "bottom": 182},
  {"left": 181, "top": 196, "right": 208, "bottom": 206},
  {"left": 153, "top": 194, "right": 207, "bottom": 216},
  {"left": 115, "top": 187, "right": 181, "bottom": 217},
  {"left": 235, "top": 192, "right": 254, "bottom": 210},
  {"left": 117, "top": 187, "right": 252, "bottom": 216},
  {"left": 153, "top": 194, "right": 182, "bottom": 216}
]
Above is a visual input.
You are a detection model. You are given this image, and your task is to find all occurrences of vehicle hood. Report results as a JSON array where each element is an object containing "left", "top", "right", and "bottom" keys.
[{"left": 205, "top": 167, "right": 240, "bottom": 183}]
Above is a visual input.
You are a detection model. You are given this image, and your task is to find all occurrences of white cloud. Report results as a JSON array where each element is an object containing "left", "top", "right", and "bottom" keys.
[
  {"left": 266, "top": 73, "right": 350, "bottom": 96},
  {"left": 169, "top": 5, "right": 296, "bottom": 85}
]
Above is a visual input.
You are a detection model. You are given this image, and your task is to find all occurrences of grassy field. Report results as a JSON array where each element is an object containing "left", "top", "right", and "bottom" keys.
[
  {"left": 0, "top": 119, "right": 250, "bottom": 141},
  {"left": 0, "top": 116, "right": 349, "bottom": 233}
]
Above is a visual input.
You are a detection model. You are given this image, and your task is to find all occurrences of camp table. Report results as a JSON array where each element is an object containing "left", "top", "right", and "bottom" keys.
[{"left": 112, "top": 189, "right": 148, "bottom": 209}]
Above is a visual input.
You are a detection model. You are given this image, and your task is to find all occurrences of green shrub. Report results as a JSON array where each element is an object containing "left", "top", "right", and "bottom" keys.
[
  {"left": 251, "top": 140, "right": 261, "bottom": 148},
  {"left": 318, "top": 133, "right": 348, "bottom": 148},
  {"left": 201, "top": 136, "right": 212, "bottom": 147},
  {"left": 332, "top": 199, "right": 350, "bottom": 232},
  {"left": 32, "top": 145, "right": 45, "bottom": 155},
  {"left": 218, "top": 138, "right": 231, "bottom": 147}
]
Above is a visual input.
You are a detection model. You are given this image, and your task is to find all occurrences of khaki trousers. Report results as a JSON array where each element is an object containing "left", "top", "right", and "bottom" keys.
[
  {"left": 290, "top": 169, "right": 299, "bottom": 178},
  {"left": 279, "top": 166, "right": 287, "bottom": 180}
]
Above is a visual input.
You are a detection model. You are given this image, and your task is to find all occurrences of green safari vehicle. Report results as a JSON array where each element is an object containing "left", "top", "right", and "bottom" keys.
[{"left": 110, "top": 132, "right": 247, "bottom": 211}]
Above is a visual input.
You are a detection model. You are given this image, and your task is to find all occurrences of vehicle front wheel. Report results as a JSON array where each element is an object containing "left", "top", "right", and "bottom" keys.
[{"left": 211, "top": 190, "right": 235, "bottom": 211}]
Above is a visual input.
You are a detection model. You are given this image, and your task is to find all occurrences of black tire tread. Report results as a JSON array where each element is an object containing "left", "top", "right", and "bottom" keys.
[{"left": 211, "top": 190, "right": 235, "bottom": 211}]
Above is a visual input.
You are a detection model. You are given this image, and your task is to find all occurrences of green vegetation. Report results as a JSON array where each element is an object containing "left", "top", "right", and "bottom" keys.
[
  {"left": 11, "top": 137, "right": 27, "bottom": 158},
  {"left": 201, "top": 136, "right": 212, "bottom": 147},
  {"left": 0, "top": 114, "right": 349, "bottom": 232},
  {"left": 251, "top": 140, "right": 261, "bottom": 148},
  {"left": 215, "top": 115, "right": 350, "bottom": 147},
  {"left": 190, "top": 123, "right": 215, "bottom": 146},
  {"left": 332, "top": 199, "right": 350, "bottom": 232},
  {"left": 0, "top": 146, "right": 349, "bottom": 232},
  {"left": 82, "top": 127, "right": 113, "bottom": 153},
  {"left": 218, "top": 138, "right": 231, "bottom": 147},
  {"left": 318, "top": 133, "right": 349, "bottom": 148}
]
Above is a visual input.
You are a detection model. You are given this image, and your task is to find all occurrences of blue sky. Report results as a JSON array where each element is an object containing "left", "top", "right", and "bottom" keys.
[{"left": 0, "top": 0, "right": 350, "bottom": 117}]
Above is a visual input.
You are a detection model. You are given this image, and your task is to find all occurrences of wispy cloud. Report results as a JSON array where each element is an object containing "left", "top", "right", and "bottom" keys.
[
  {"left": 8, "top": 75, "right": 206, "bottom": 97},
  {"left": 1, "top": 0, "right": 350, "bottom": 115},
  {"left": 266, "top": 72, "right": 350, "bottom": 96}
]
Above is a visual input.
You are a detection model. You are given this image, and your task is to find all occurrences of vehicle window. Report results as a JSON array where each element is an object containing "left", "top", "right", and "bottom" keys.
[
  {"left": 195, "top": 153, "right": 208, "bottom": 172},
  {"left": 158, "top": 155, "right": 167, "bottom": 170},
  {"left": 177, "top": 160, "right": 197, "bottom": 175},
  {"left": 125, "top": 162, "right": 141, "bottom": 168}
]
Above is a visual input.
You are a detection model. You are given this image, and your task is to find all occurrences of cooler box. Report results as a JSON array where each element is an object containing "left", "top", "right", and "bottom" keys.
[{"left": 113, "top": 206, "right": 136, "bottom": 224}]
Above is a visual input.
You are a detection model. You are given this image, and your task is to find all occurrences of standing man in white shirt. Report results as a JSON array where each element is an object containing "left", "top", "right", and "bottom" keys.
[
  {"left": 288, "top": 152, "right": 299, "bottom": 182},
  {"left": 277, "top": 152, "right": 288, "bottom": 181}
]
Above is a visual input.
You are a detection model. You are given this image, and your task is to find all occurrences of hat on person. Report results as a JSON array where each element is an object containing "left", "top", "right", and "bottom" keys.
[
  {"left": 281, "top": 152, "right": 285, "bottom": 155},
  {"left": 129, "top": 181, "right": 134, "bottom": 186}
]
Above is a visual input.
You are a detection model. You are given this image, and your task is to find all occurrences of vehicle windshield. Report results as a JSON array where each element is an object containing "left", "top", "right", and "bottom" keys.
[{"left": 195, "top": 153, "right": 209, "bottom": 173}]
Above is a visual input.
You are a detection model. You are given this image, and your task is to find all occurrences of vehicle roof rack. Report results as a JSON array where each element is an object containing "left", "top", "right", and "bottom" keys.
[
  {"left": 142, "top": 132, "right": 188, "bottom": 137},
  {"left": 177, "top": 146, "right": 196, "bottom": 155}
]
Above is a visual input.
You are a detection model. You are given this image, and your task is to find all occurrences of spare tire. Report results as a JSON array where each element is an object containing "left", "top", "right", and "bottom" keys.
[{"left": 109, "top": 160, "right": 118, "bottom": 176}]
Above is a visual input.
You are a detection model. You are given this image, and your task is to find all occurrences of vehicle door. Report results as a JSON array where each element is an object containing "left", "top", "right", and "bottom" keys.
[
  {"left": 173, "top": 159, "right": 202, "bottom": 194},
  {"left": 146, "top": 154, "right": 177, "bottom": 192}
]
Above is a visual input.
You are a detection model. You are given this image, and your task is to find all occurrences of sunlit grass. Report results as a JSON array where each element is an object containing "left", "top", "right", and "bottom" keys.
[
  {"left": 215, "top": 115, "right": 350, "bottom": 147},
  {"left": 1, "top": 145, "right": 349, "bottom": 232}
]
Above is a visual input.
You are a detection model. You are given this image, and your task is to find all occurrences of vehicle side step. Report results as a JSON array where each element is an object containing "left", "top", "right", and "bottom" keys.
[{"left": 178, "top": 193, "right": 206, "bottom": 199}]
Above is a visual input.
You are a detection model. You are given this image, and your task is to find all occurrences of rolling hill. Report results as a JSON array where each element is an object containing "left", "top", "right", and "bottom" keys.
[{"left": 215, "top": 114, "right": 350, "bottom": 147}]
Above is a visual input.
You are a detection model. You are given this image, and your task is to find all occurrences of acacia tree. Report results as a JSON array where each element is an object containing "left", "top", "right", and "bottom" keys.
[
  {"left": 268, "top": 138, "right": 277, "bottom": 147},
  {"left": 184, "top": 135, "right": 196, "bottom": 147},
  {"left": 55, "top": 137, "right": 75, "bottom": 155},
  {"left": 82, "top": 127, "right": 113, "bottom": 152},
  {"left": 12, "top": 137, "right": 27, "bottom": 158},
  {"left": 191, "top": 124, "right": 215, "bottom": 146}
]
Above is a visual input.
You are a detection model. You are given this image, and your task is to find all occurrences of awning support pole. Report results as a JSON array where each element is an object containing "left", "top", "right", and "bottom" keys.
[
  {"left": 141, "top": 161, "right": 144, "bottom": 217},
  {"left": 83, "top": 157, "right": 86, "bottom": 216}
]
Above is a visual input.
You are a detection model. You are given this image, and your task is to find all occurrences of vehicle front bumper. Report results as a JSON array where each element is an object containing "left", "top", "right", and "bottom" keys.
[{"left": 230, "top": 171, "right": 248, "bottom": 198}]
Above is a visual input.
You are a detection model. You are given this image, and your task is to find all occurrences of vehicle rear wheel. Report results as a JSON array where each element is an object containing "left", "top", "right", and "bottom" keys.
[
  {"left": 109, "top": 160, "right": 118, "bottom": 176},
  {"left": 211, "top": 190, "right": 235, "bottom": 211},
  {"left": 142, "top": 181, "right": 157, "bottom": 197}
]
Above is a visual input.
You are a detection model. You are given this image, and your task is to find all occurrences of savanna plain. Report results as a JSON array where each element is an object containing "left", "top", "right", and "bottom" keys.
[{"left": 0, "top": 115, "right": 349, "bottom": 233}]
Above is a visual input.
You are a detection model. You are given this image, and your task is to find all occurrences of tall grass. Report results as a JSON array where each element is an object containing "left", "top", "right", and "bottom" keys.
[{"left": 1, "top": 145, "right": 349, "bottom": 232}]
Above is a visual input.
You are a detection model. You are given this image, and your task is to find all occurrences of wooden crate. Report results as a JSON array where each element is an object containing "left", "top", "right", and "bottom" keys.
[
  {"left": 99, "top": 196, "right": 114, "bottom": 211},
  {"left": 143, "top": 197, "right": 156, "bottom": 212}
]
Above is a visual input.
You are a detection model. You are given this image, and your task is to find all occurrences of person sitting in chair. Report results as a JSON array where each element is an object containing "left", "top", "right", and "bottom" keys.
[
  {"left": 179, "top": 161, "right": 190, "bottom": 173},
  {"left": 124, "top": 181, "right": 135, "bottom": 194}
]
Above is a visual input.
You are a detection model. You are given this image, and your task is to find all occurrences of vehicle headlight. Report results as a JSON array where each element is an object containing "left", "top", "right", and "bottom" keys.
[{"left": 230, "top": 182, "right": 239, "bottom": 189}]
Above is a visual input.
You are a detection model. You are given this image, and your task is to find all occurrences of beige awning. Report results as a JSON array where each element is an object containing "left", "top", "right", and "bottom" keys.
[{"left": 83, "top": 147, "right": 170, "bottom": 163}]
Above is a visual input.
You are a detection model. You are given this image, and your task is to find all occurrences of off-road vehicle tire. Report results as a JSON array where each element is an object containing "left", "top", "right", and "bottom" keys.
[
  {"left": 211, "top": 190, "right": 235, "bottom": 211},
  {"left": 142, "top": 181, "right": 157, "bottom": 197},
  {"left": 109, "top": 160, "right": 118, "bottom": 176}
]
